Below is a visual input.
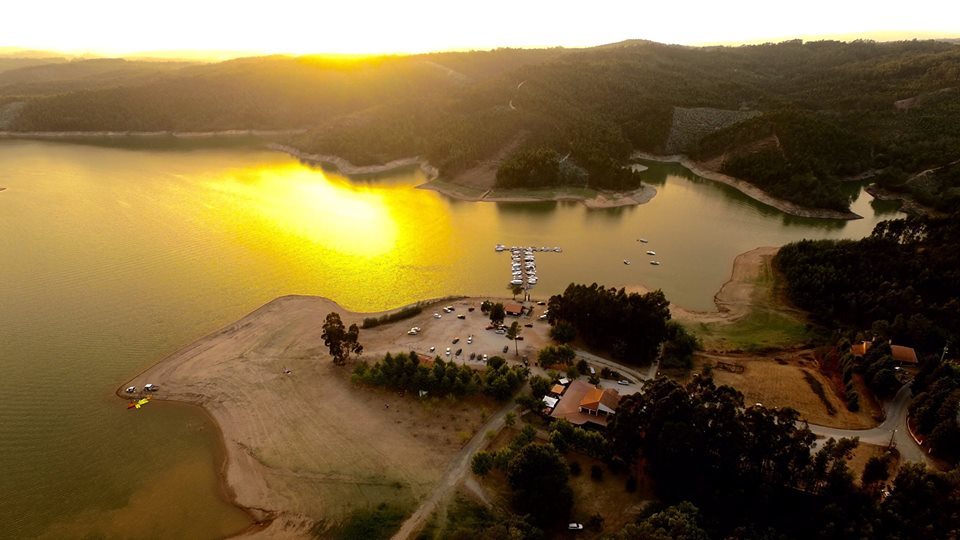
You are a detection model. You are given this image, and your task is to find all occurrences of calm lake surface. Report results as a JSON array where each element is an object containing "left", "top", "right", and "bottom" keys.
[{"left": 0, "top": 140, "right": 902, "bottom": 538}]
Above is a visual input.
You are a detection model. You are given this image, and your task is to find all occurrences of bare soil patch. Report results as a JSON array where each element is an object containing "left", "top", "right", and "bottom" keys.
[{"left": 684, "top": 352, "right": 879, "bottom": 429}]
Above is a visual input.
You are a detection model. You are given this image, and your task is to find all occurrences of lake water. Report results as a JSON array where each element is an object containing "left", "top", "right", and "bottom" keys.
[{"left": 0, "top": 140, "right": 901, "bottom": 538}]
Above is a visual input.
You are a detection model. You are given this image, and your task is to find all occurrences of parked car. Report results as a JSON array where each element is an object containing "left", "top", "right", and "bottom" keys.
[
  {"left": 524, "top": 323, "right": 533, "bottom": 328},
  {"left": 617, "top": 380, "right": 630, "bottom": 385},
  {"left": 538, "top": 314, "right": 547, "bottom": 320},
  {"left": 568, "top": 523, "right": 583, "bottom": 530},
  {"left": 502, "top": 345, "right": 509, "bottom": 353},
  {"left": 468, "top": 307, "right": 475, "bottom": 312},
  {"left": 445, "top": 305, "right": 455, "bottom": 311},
  {"left": 455, "top": 348, "right": 462, "bottom": 356},
  {"left": 434, "top": 312, "right": 442, "bottom": 319},
  {"left": 457, "top": 314, "right": 466, "bottom": 320},
  {"left": 515, "top": 336, "right": 524, "bottom": 341},
  {"left": 143, "top": 383, "right": 159, "bottom": 392},
  {"left": 429, "top": 346, "right": 436, "bottom": 352},
  {"left": 536, "top": 301, "right": 546, "bottom": 306},
  {"left": 125, "top": 386, "right": 137, "bottom": 393},
  {"left": 467, "top": 337, "right": 473, "bottom": 344},
  {"left": 469, "top": 352, "right": 476, "bottom": 360},
  {"left": 452, "top": 337, "right": 460, "bottom": 344},
  {"left": 482, "top": 354, "right": 488, "bottom": 362},
  {"left": 407, "top": 329, "right": 418, "bottom": 335},
  {"left": 445, "top": 347, "right": 451, "bottom": 355}
]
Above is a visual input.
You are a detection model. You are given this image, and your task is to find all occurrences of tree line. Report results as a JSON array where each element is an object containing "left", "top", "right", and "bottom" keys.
[
  {"left": 546, "top": 283, "right": 671, "bottom": 364},
  {"left": 351, "top": 351, "right": 527, "bottom": 401}
]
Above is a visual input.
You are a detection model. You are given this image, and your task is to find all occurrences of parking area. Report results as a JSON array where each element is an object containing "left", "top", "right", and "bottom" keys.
[{"left": 381, "top": 298, "right": 552, "bottom": 367}]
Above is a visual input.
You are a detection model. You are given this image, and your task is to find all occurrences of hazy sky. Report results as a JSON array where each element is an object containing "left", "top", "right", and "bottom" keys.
[{"left": 5, "top": 0, "right": 959, "bottom": 57}]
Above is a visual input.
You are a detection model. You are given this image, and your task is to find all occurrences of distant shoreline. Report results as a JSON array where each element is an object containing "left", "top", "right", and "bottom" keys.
[
  {"left": 632, "top": 152, "right": 863, "bottom": 220},
  {"left": 273, "top": 143, "right": 659, "bottom": 209}
]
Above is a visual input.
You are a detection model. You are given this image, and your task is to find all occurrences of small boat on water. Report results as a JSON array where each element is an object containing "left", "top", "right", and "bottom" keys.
[
  {"left": 646, "top": 251, "right": 656, "bottom": 256},
  {"left": 650, "top": 261, "right": 661, "bottom": 266},
  {"left": 639, "top": 238, "right": 648, "bottom": 243},
  {"left": 623, "top": 260, "right": 631, "bottom": 265}
]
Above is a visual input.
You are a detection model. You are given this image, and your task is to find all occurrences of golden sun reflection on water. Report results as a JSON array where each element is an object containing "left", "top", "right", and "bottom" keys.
[{"left": 204, "top": 163, "right": 400, "bottom": 257}]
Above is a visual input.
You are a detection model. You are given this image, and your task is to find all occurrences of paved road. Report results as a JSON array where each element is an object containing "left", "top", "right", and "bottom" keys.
[
  {"left": 391, "top": 402, "right": 517, "bottom": 540},
  {"left": 570, "top": 352, "right": 933, "bottom": 466},
  {"left": 807, "top": 383, "right": 932, "bottom": 465}
]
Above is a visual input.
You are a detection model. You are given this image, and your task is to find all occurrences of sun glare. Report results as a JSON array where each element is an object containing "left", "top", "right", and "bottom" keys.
[
  {"left": 3, "top": 0, "right": 957, "bottom": 58},
  {"left": 204, "top": 163, "right": 400, "bottom": 258}
]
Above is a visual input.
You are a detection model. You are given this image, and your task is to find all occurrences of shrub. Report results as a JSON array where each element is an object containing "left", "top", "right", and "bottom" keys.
[{"left": 591, "top": 464, "right": 604, "bottom": 481}]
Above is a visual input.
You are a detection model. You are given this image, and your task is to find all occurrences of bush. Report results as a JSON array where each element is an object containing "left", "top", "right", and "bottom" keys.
[
  {"left": 570, "top": 461, "right": 582, "bottom": 476},
  {"left": 591, "top": 464, "right": 604, "bottom": 481}
]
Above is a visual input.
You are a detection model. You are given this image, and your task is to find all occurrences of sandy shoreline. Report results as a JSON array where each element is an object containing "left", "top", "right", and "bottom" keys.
[
  {"left": 632, "top": 152, "right": 863, "bottom": 220},
  {"left": 271, "top": 143, "right": 658, "bottom": 209},
  {"left": 417, "top": 179, "right": 658, "bottom": 209},
  {"left": 626, "top": 246, "right": 780, "bottom": 325}
]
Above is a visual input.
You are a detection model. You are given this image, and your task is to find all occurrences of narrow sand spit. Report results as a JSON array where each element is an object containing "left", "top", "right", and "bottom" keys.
[{"left": 632, "top": 152, "right": 862, "bottom": 220}]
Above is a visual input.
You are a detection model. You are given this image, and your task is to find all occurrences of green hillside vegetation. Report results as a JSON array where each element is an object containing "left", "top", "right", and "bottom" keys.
[{"left": 4, "top": 40, "right": 960, "bottom": 211}]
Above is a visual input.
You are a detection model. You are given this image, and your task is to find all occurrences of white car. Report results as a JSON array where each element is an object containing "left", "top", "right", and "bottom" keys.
[
  {"left": 429, "top": 346, "right": 436, "bottom": 352},
  {"left": 568, "top": 523, "right": 583, "bottom": 530},
  {"left": 407, "top": 329, "right": 418, "bottom": 335},
  {"left": 433, "top": 312, "right": 442, "bottom": 319},
  {"left": 445, "top": 347, "right": 451, "bottom": 355},
  {"left": 467, "top": 337, "right": 473, "bottom": 344},
  {"left": 617, "top": 380, "right": 630, "bottom": 386}
]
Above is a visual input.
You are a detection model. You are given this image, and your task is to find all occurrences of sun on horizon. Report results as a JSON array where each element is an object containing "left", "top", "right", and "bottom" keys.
[{"left": 3, "top": 0, "right": 958, "bottom": 60}]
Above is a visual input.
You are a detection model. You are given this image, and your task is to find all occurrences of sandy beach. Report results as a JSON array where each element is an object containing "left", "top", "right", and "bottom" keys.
[{"left": 632, "top": 152, "right": 863, "bottom": 220}]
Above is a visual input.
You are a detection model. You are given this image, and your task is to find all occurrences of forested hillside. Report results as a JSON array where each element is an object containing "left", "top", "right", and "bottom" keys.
[
  {"left": 5, "top": 39, "right": 960, "bottom": 210},
  {"left": 774, "top": 215, "right": 960, "bottom": 353}
]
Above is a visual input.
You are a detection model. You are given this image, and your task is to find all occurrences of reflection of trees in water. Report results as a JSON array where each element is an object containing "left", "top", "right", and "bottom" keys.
[
  {"left": 870, "top": 197, "right": 903, "bottom": 216},
  {"left": 495, "top": 201, "right": 558, "bottom": 219}
]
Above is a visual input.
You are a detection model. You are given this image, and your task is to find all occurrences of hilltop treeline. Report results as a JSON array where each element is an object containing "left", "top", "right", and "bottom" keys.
[
  {"left": 546, "top": 283, "right": 670, "bottom": 364},
  {"left": 5, "top": 40, "right": 960, "bottom": 211},
  {"left": 775, "top": 215, "right": 960, "bottom": 352}
]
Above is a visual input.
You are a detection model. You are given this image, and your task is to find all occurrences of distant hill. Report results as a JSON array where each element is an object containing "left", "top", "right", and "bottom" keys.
[{"left": 4, "top": 39, "right": 960, "bottom": 212}]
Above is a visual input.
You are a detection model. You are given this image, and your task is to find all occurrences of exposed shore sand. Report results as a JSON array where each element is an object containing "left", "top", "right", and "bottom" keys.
[
  {"left": 626, "top": 246, "right": 780, "bottom": 325},
  {"left": 632, "top": 152, "right": 863, "bottom": 220},
  {"left": 116, "top": 246, "right": 776, "bottom": 537},
  {"left": 118, "top": 295, "right": 554, "bottom": 538},
  {"left": 418, "top": 179, "right": 658, "bottom": 209}
]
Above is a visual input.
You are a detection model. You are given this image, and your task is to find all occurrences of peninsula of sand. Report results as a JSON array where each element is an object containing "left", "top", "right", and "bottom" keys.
[
  {"left": 117, "top": 247, "right": 775, "bottom": 538},
  {"left": 631, "top": 152, "right": 863, "bottom": 220}
]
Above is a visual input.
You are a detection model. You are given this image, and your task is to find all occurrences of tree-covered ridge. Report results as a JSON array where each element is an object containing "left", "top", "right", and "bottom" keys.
[
  {"left": 5, "top": 40, "right": 960, "bottom": 211},
  {"left": 546, "top": 283, "right": 671, "bottom": 365},
  {"left": 774, "top": 216, "right": 960, "bottom": 353},
  {"left": 692, "top": 110, "right": 874, "bottom": 211}
]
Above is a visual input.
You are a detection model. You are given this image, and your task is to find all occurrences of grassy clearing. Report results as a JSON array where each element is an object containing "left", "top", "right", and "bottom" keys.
[
  {"left": 566, "top": 454, "right": 654, "bottom": 534},
  {"left": 327, "top": 502, "right": 411, "bottom": 540},
  {"left": 688, "top": 248, "right": 819, "bottom": 352},
  {"left": 689, "top": 308, "right": 813, "bottom": 352},
  {"left": 686, "top": 354, "right": 879, "bottom": 429}
]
